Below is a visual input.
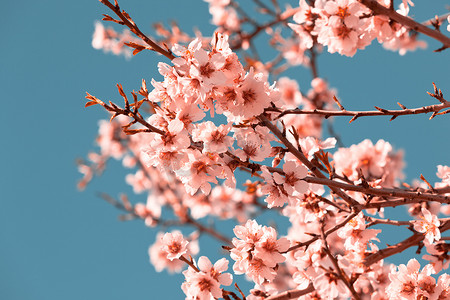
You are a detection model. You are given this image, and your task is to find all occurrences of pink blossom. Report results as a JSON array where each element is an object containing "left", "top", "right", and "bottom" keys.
[
  {"left": 189, "top": 47, "right": 227, "bottom": 88},
  {"left": 175, "top": 149, "right": 220, "bottom": 195},
  {"left": 260, "top": 166, "right": 290, "bottom": 208},
  {"left": 313, "top": 269, "right": 350, "bottom": 299},
  {"left": 436, "top": 165, "right": 450, "bottom": 188},
  {"left": 182, "top": 256, "right": 232, "bottom": 300},
  {"left": 207, "top": 4, "right": 240, "bottom": 32},
  {"left": 273, "top": 160, "right": 309, "bottom": 195},
  {"left": 281, "top": 113, "right": 323, "bottom": 140},
  {"left": 276, "top": 77, "right": 304, "bottom": 109},
  {"left": 230, "top": 220, "right": 289, "bottom": 284},
  {"left": 337, "top": 212, "right": 380, "bottom": 251},
  {"left": 92, "top": 21, "right": 138, "bottom": 58},
  {"left": 254, "top": 227, "right": 290, "bottom": 267},
  {"left": 149, "top": 232, "right": 199, "bottom": 273},
  {"left": 235, "top": 68, "right": 272, "bottom": 120},
  {"left": 192, "top": 121, "right": 233, "bottom": 154},
  {"left": 279, "top": 36, "right": 310, "bottom": 66},
  {"left": 298, "top": 136, "right": 336, "bottom": 159},
  {"left": 150, "top": 119, "right": 190, "bottom": 152},
  {"left": 333, "top": 139, "right": 404, "bottom": 188},
  {"left": 435, "top": 274, "right": 450, "bottom": 300},
  {"left": 161, "top": 231, "right": 189, "bottom": 261},
  {"left": 386, "top": 259, "right": 421, "bottom": 299},
  {"left": 234, "top": 128, "right": 271, "bottom": 162},
  {"left": 385, "top": 259, "right": 447, "bottom": 300},
  {"left": 414, "top": 208, "right": 441, "bottom": 245},
  {"left": 133, "top": 194, "right": 162, "bottom": 227}
]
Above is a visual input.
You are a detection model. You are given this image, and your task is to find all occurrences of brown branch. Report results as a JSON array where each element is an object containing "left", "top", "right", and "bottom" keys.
[
  {"left": 186, "top": 216, "right": 232, "bottom": 245},
  {"left": 265, "top": 283, "right": 315, "bottom": 300},
  {"left": 85, "top": 92, "right": 165, "bottom": 135},
  {"left": 274, "top": 98, "right": 450, "bottom": 122},
  {"left": 259, "top": 115, "right": 359, "bottom": 207},
  {"left": 285, "top": 211, "right": 359, "bottom": 253},
  {"left": 364, "top": 196, "right": 449, "bottom": 209},
  {"left": 99, "top": 0, "right": 176, "bottom": 60},
  {"left": 179, "top": 255, "right": 200, "bottom": 272},
  {"left": 320, "top": 226, "right": 361, "bottom": 300},
  {"left": 303, "top": 176, "right": 450, "bottom": 205},
  {"left": 308, "top": 47, "right": 319, "bottom": 79},
  {"left": 363, "top": 220, "right": 450, "bottom": 267},
  {"left": 231, "top": 7, "right": 300, "bottom": 49},
  {"left": 366, "top": 217, "right": 412, "bottom": 227},
  {"left": 133, "top": 158, "right": 233, "bottom": 245},
  {"left": 357, "top": 0, "right": 450, "bottom": 49}
]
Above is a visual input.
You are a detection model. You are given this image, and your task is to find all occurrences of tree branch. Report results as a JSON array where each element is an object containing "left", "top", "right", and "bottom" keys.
[
  {"left": 273, "top": 96, "right": 450, "bottom": 122},
  {"left": 99, "top": 0, "right": 176, "bottom": 60},
  {"left": 358, "top": 0, "right": 450, "bottom": 49},
  {"left": 363, "top": 220, "right": 450, "bottom": 267}
]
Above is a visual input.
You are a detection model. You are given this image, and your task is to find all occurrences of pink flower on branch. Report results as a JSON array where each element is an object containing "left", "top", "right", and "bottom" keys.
[
  {"left": 161, "top": 231, "right": 189, "bottom": 261},
  {"left": 84, "top": 1, "right": 450, "bottom": 299},
  {"left": 273, "top": 160, "right": 309, "bottom": 195},
  {"left": 149, "top": 231, "right": 198, "bottom": 274},
  {"left": 414, "top": 208, "right": 441, "bottom": 245},
  {"left": 182, "top": 256, "right": 232, "bottom": 300},
  {"left": 230, "top": 220, "right": 289, "bottom": 284},
  {"left": 175, "top": 149, "right": 220, "bottom": 195},
  {"left": 192, "top": 121, "right": 233, "bottom": 154},
  {"left": 386, "top": 259, "right": 450, "bottom": 300}
]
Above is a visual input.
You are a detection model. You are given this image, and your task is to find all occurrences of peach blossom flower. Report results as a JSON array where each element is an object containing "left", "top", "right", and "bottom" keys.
[
  {"left": 182, "top": 256, "right": 232, "bottom": 300},
  {"left": 192, "top": 121, "right": 233, "bottom": 154},
  {"left": 414, "top": 208, "right": 441, "bottom": 245},
  {"left": 230, "top": 220, "right": 289, "bottom": 284},
  {"left": 149, "top": 231, "right": 198, "bottom": 273},
  {"left": 161, "top": 231, "right": 189, "bottom": 261},
  {"left": 273, "top": 160, "right": 309, "bottom": 195}
]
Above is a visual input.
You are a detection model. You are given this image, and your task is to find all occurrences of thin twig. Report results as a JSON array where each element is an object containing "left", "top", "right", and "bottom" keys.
[
  {"left": 273, "top": 98, "right": 450, "bottom": 122},
  {"left": 320, "top": 225, "right": 361, "bottom": 300},
  {"left": 99, "top": 0, "right": 176, "bottom": 60}
]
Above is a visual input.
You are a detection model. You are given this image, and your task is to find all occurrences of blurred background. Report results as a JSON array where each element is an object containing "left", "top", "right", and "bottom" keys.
[{"left": 1, "top": 0, "right": 449, "bottom": 299}]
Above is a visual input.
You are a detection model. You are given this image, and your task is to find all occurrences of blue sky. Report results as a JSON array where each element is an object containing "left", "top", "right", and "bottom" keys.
[{"left": 1, "top": 0, "right": 449, "bottom": 299}]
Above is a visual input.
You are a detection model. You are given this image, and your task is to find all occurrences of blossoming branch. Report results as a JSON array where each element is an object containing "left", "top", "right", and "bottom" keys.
[{"left": 79, "top": 0, "right": 450, "bottom": 299}]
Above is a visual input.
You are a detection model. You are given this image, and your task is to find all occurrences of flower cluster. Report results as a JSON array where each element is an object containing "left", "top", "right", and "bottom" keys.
[
  {"left": 333, "top": 139, "right": 404, "bottom": 188},
  {"left": 81, "top": 1, "right": 450, "bottom": 299},
  {"left": 140, "top": 34, "right": 283, "bottom": 196},
  {"left": 230, "top": 220, "right": 290, "bottom": 284},
  {"left": 290, "top": 0, "right": 426, "bottom": 56},
  {"left": 182, "top": 256, "right": 233, "bottom": 300},
  {"left": 386, "top": 259, "right": 450, "bottom": 300}
]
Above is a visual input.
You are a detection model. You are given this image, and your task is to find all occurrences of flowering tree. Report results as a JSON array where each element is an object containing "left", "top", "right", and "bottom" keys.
[{"left": 79, "top": 0, "right": 450, "bottom": 299}]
